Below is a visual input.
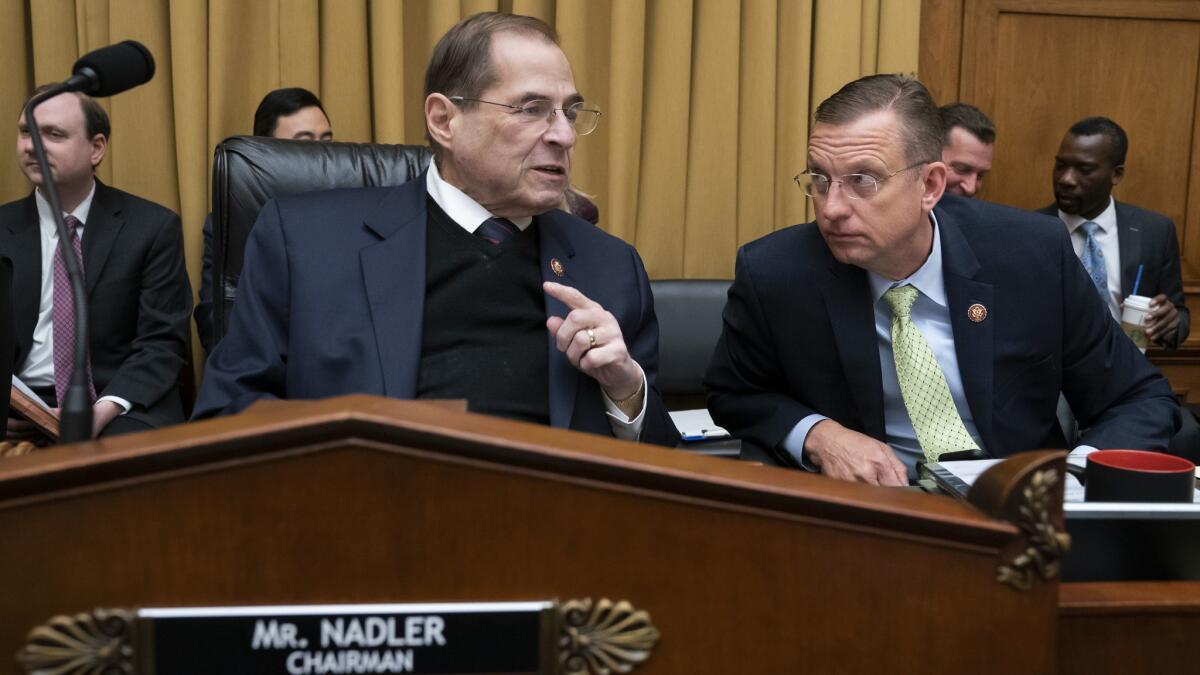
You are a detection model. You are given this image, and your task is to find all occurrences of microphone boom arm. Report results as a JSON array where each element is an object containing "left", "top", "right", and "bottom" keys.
[{"left": 23, "top": 85, "right": 94, "bottom": 443}]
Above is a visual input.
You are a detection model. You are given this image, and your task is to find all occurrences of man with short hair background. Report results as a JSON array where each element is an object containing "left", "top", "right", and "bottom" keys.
[
  {"left": 0, "top": 88, "right": 192, "bottom": 438},
  {"left": 1037, "top": 117, "right": 1188, "bottom": 348},
  {"left": 1038, "top": 117, "right": 1196, "bottom": 460},
  {"left": 194, "top": 13, "right": 678, "bottom": 447},
  {"left": 939, "top": 102, "right": 994, "bottom": 198},
  {"left": 706, "top": 74, "right": 1177, "bottom": 485},
  {"left": 194, "top": 87, "right": 335, "bottom": 352}
]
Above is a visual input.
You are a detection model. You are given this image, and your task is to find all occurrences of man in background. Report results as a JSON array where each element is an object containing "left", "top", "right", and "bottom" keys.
[
  {"left": 706, "top": 75, "right": 1177, "bottom": 485},
  {"left": 1, "top": 88, "right": 192, "bottom": 438},
  {"left": 194, "top": 87, "right": 334, "bottom": 352},
  {"left": 194, "top": 13, "right": 678, "bottom": 446},
  {"left": 1038, "top": 117, "right": 1196, "bottom": 460},
  {"left": 1038, "top": 117, "right": 1188, "bottom": 348},
  {"left": 939, "top": 102, "right": 994, "bottom": 198}
]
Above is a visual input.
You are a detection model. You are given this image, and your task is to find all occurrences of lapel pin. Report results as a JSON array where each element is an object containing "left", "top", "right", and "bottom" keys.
[
  {"left": 550, "top": 258, "right": 565, "bottom": 277},
  {"left": 968, "top": 303, "right": 987, "bottom": 323}
]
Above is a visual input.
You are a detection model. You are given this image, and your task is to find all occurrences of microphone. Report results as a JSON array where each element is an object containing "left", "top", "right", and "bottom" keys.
[{"left": 63, "top": 40, "right": 156, "bottom": 97}]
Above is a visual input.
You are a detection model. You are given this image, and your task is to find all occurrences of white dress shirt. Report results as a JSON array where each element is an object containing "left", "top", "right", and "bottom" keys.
[
  {"left": 20, "top": 181, "right": 130, "bottom": 412},
  {"left": 424, "top": 162, "right": 647, "bottom": 439},
  {"left": 1060, "top": 197, "right": 1121, "bottom": 320}
]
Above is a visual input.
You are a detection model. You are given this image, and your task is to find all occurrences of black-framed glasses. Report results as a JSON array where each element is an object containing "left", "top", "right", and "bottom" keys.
[
  {"left": 794, "top": 161, "right": 928, "bottom": 200},
  {"left": 449, "top": 96, "right": 602, "bottom": 136}
]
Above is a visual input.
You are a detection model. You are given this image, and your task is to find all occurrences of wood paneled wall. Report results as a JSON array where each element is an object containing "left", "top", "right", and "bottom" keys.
[{"left": 920, "top": 0, "right": 1200, "bottom": 398}]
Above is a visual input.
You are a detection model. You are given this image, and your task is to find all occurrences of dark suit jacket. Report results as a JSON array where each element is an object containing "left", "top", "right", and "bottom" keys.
[
  {"left": 706, "top": 194, "right": 1179, "bottom": 467},
  {"left": 192, "top": 175, "right": 679, "bottom": 446},
  {"left": 1037, "top": 201, "right": 1189, "bottom": 348},
  {"left": 0, "top": 181, "right": 192, "bottom": 429}
]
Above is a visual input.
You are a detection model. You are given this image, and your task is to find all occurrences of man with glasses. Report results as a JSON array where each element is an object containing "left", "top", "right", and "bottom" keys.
[
  {"left": 705, "top": 74, "right": 1177, "bottom": 485},
  {"left": 194, "top": 12, "right": 679, "bottom": 447}
]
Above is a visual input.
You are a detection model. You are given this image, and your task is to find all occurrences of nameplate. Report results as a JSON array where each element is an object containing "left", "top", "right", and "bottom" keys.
[{"left": 18, "top": 598, "right": 660, "bottom": 675}]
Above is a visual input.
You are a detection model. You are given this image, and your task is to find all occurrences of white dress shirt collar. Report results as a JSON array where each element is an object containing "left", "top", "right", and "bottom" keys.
[
  {"left": 34, "top": 179, "right": 97, "bottom": 233},
  {"left": 1058, "top": 196, "right": 1116, "bottom": 235},
  {"left": 425, "top": 160, "right": 533, "bottom": 233},
  {"left": 867, "top": 213, "right": 947, "bottom": 308}
]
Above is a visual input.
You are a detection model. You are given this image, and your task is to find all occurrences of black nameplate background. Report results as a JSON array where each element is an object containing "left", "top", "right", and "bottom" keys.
[{"left": 141, "top": 603, "right": 553, "bottom": 674}]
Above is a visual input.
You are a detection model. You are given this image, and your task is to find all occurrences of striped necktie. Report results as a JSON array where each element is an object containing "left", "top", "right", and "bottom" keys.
[{"left": 476, "top": 217, "right": 519, "bottom": 245}]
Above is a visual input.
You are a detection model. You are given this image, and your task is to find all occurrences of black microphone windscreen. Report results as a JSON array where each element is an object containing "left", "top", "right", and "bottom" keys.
[{"left": 71, "top": 40, "right": 155, "bottom": 97}]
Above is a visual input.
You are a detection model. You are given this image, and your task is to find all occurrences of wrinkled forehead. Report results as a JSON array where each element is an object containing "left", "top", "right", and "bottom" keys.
[
  {"left": 807, "top": 111, "right": 906, "bottom": 170},
  {"left": 484, "top": 30, "right": 579, "bottom": 102}
]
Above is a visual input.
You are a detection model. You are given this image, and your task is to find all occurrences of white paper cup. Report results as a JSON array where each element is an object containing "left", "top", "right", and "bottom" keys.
[{"left": 1120, "top": 294, "right": 1152, "bottom": 352}]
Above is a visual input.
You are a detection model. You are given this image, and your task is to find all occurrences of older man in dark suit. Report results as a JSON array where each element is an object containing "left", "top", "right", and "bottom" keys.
[
  {"left": 1, "top": 88, "right": 192, "bottom": 438},
  {"left": 193, "top": 13, "right": 678, "bottom": 447},
  {"left": 706, "top": 75, "right": 1178, "bottom": 485}
]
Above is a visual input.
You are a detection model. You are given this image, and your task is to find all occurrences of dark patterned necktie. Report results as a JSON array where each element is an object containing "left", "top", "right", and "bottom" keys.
[
  {"left": 52, "top": 214, "right": 97, "bottom": 406},
  {"left": 476, "top": 217, "right": 519, "bottom": 245}
]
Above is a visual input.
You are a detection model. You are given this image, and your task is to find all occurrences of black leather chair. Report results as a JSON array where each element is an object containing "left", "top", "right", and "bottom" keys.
[
  {"left": 649, "top": 279, "right": 731, "bottom": 411},
  {"left": 210, "top": 136, "right": 433, "bottom": 345}
]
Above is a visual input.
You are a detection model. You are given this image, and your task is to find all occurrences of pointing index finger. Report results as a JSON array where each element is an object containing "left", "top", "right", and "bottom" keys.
[{"left": 544, "top": 281, "right": 600, "bottom": 311}]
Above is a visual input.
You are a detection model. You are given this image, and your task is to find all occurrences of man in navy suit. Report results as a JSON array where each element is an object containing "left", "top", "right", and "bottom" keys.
[
  {"left": 1037, "top": 117, "right": 1188, "bottom": 348},
  {"left": 705, "top": 74, "right": 1178, "bottom": 485},
  {"left": 194, "top": 12, "right": 677, "bottom": 446}
]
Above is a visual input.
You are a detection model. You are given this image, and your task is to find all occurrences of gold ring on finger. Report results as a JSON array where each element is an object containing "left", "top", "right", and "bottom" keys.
[{"left": 587, "top": 327, "right": 597, "bottom": 349}]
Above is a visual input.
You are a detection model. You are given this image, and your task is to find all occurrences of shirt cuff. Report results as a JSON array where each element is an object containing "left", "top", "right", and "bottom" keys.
[
  {"left": 603, "top": 365, "right": 648, "bottom": 441},
  {"left": 782, "top": 414, "right": 829, "bottom": 471},
  {"left": 97, "top": 395, "right": 132, "bottom": 415}
]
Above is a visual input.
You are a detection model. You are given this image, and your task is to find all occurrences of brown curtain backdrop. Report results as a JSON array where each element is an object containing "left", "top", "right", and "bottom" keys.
[{"left": 0, "top": 0, "right": 918, "bottom": 365}]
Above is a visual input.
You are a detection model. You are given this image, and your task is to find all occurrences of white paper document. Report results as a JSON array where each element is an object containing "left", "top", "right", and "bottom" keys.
[
  {"left": 11, "top": 375, "right": 53, "bottom": 412},
  {"left": 668, "top": 409, "right": 730, "bottom": 441}
]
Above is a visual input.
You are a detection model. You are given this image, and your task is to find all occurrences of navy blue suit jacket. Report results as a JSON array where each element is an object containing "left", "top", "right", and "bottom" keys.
[
  {"left": 193, "top": 175, "right": 678, "bottom": 446},
  {"left": 705, "top": 195, "right": 1179, "bottom": 466},
  {"left": 1037, "top": 201, "right": 1190, "bottom": 348}
]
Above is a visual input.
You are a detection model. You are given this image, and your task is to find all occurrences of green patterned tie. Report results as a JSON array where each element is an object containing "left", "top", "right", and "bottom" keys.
[{"left": 883, "top": 285, "right": 979, "bottom": 462}]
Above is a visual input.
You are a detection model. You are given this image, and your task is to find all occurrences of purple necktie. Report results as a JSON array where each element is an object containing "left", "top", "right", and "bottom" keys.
[
  {"left": 53, "top": 214, "right": 96, "bottom": 406},
  {"left": 476, "top": 217, "right": 519, "bottom": 245}
]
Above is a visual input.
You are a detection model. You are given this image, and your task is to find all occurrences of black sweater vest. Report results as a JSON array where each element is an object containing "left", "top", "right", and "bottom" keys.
[{"left": 415, "top": 199, "right": 550, "bottom": 425}]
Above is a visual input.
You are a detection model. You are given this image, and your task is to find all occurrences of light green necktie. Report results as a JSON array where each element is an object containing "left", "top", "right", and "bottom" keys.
[{"left": 883, "top": 285, "right": 979, "bottom": 462}]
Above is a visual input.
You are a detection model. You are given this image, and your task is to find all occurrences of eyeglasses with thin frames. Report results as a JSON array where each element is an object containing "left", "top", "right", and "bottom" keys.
[
  {"left": 448, "top": 96, "right": 603, "bottom": 136},
  {"left": 794, "top": 161, "right": 929, "bottom": 200}
]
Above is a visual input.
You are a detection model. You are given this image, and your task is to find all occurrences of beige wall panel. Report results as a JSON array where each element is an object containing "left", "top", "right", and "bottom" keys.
[
  {"left": 557, "top": 0, "right": 614, "bottom": 237},
  {"left": 107, "top": 0, "right": 180, "bottom": 213},
  {"left": 599, "top": 0, "right": 647, "bottom": 246},
  {"left": 878, "top": 0, "right": 921, "bottom": 74},
  {"left": 776, "top": 0, "right": 815, "bottom": 228},
  {"left": 736, "top": 0, "right": 780, "bottom": 248},
  {"left": 207, "top": 0, "right": 280, "bottom": 141},
  {"left": 0, "top": 0, "right": 33, "bottom": 204},
  {"left": 634, "top": 0, "right": 694, "bottom": 279},
  {"left": 682, "top": 0, "right": 740, "bottom": 278},
  {"left": 918, "top": 0, "right": 963, "bottom": 105},
  {"left": 167, "top": 0, "right": 210, "bottom": 357},
  {"left": 320, "top": 0, "right": 371, "bottom": 141},
  {"left": 279, "top": 0, "right": 320, "bottom": 93}
]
